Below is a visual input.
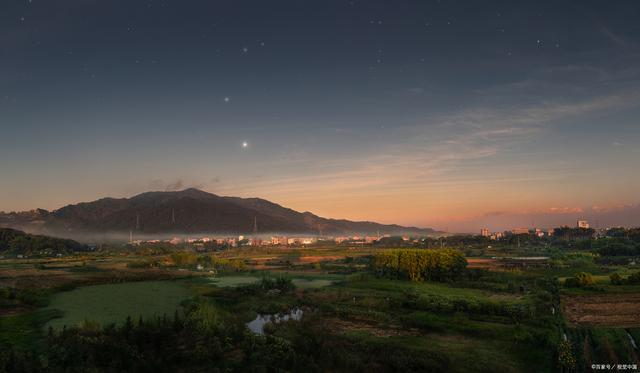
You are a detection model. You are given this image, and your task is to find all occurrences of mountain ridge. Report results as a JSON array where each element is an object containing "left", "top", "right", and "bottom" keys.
[{"left": 0, "top": 188, "right": 437, "bottom": 240}]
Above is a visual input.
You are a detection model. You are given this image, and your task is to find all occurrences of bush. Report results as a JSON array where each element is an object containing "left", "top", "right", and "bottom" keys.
[
  {"left": 609, "top": 273, "right": 623, "bottom": 285},
  {"left": 564, "top": 272, "right": 594, "bottom": 288},
  {"left": 259, "top": 277, "right": 295, "bottom": 292},
  {"left": 575, "top": 272, "right": 594, "bottom": 286},
  {"left": 237, "top": 277, "right": 296, "bottom": 295}
]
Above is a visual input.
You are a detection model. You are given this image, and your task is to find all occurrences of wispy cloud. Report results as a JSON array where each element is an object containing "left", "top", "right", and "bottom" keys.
[
  {"left": 145, "top": 179, "right": 204, "bottom": 192},
  {"left": 210, "top": 88, "right": 639, "bottom": 205},
  {"left": 437, "top": 203, "right": 640, "bottom": 233}
]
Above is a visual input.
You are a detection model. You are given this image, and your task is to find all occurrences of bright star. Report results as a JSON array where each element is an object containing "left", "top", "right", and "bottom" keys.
[{"left": 242, "top": 141, "right": 248, "bottom": 148}]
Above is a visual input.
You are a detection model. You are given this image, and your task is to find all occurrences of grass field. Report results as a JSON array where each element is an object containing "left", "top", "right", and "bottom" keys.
[
  {"left": 208, "top": 275, "right": 261, "bottom": 287},
  {"left": 44, "top": 280, "right": 191, "bottom": 329},
  {"left": 292, "top": 278, "right": 334, "bottom": 289},
  {"left": 206, "top": 273, "right": 337, "bottom": 289},
  {"left": 0, "top": 309, "right": 62, "bottom": 348}
]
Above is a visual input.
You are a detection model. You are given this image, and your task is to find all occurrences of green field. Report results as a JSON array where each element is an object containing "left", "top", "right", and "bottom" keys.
[
  {"left": 208, "top": 275, "right": 261, "bottom": 287},
  {"left": 291, "top": 278, "right": 334, "bottom": 289},
  {"left": 44, "top": 280, "right": 191, "bottom": 329}
]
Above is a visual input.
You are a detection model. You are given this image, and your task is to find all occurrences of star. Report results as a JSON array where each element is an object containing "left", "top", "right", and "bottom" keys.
[
  {"left": 242, "top": 47, "right": 249, "bottom": 53},
  {"left": 242, "top": 141, "right": 248, "bottom": 148},
  {"left": 224, "top": 97, "right": 230, "bottom": 103}
]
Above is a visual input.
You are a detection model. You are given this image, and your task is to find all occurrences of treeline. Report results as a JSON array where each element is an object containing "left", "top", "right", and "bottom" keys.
[
  {"left": 126, "top": 252, "right": 247, "bottom": 272},
  {"left": 604, "top": 227, "right": 640, "bottom": 241},
  {"left": 372, "top": 249, "right": 467, "bottom": 282},
  {"left": 0, "top": 228, "right": 86, "bottom": 256},
  {"left": 552, "top": 227, "right": 595, "bottom": 240},
  {"left": 591, "top": 235, "right": 640, "bottom": 258}
]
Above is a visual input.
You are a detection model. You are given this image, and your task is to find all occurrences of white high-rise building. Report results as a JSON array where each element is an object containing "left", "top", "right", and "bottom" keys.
[{"left": 577, "top": 220, "right": 590, "bottom": 229}]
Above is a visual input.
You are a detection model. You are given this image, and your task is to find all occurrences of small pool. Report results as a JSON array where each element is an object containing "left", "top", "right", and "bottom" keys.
[{"left": 246, "top": 308, "right": 304, "bottom": 335}]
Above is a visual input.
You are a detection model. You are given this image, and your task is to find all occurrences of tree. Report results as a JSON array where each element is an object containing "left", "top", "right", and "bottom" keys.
[
  {"left": 372, "top": 249, "right": 467, "bottom": 282},
  {"left": 557, "top": 340, "right": 576, "bottom": 371}
]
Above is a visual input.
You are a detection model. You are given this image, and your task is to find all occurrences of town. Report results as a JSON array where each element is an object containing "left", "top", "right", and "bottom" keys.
[{"left": 126, "top": 219, "right": 605, "bottom": 250}]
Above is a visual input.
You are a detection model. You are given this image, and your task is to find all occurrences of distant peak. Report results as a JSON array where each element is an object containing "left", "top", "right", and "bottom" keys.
[
  {"left": 129, "top": 188, "right": 217, "bottom": 201},
  {"left": 175, "top": 188, "right": 216, "bottom": 197}
]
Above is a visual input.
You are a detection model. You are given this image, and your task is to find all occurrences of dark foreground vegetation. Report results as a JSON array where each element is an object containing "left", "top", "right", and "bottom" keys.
[
  {"left": 0, "top": 301, "right": 455, "bottom": 372},
  {"left": 0, "top": 270, "right": 561, "bottom": 373}
]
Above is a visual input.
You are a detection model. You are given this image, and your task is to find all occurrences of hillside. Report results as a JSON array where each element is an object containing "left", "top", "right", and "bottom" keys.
[
  {"left": 0, "top": 228, "right": 87, "bottom": 256},
  {"left": 0, "top": 188, "right": 436, "bottom": 238}
]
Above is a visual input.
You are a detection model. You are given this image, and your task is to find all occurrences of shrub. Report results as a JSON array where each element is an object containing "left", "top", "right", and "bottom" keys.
[
  {"left": 564, "top": 272, "right": 594, "bottom": 288},
  {"left": 575, "top": 272, "right": 594, "bottom": 286},
  {"left": 609, "top": 273, "right": 623, "bottom": 285},
  {"left": 259, "top": 277, "right": 295, "bottom": 292}
]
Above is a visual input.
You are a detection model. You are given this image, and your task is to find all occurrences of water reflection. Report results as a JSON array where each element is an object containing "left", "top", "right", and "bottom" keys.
[{"left": 246, "top": 308, "right": 303, "bottom": 335}]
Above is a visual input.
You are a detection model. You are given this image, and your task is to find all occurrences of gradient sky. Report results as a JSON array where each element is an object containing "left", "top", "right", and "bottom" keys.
[{"left": 1, "top": 0, "right": 640, "bottom": 232}]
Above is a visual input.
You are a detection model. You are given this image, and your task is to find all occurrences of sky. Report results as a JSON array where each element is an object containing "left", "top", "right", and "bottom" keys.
[{"left": 1, "top": 0, "right": 640, "bottom": 232}]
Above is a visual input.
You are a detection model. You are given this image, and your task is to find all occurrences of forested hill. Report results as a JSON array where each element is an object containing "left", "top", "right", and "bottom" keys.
[{"left": 0, "top": 228, "right": 87, "bottom": 257}]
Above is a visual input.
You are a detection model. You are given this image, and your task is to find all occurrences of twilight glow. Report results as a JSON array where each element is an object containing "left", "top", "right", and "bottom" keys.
[{"left": 1, "top": 1, "right": 640, "bottom": 232}]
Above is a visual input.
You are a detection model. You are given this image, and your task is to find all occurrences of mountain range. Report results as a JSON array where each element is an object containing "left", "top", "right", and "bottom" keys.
[{"left": 0, "top": 188, "right": 436, "bottom": 241}]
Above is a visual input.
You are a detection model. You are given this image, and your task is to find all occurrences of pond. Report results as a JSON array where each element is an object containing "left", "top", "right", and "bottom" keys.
[
  {"left": 44, "top": 280, "right": 191, "bottom": 330},
  {"left": 246, "top": 308, "right": 304, "bottom": 335}
]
